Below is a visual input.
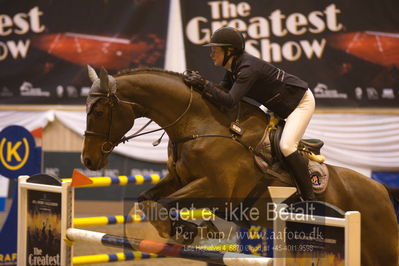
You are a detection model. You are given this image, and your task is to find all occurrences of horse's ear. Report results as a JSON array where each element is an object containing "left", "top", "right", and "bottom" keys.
[
  {"left": 109, "top": 76, "right": 117, "bottom": 94},
  {"left": 87, "top": 65, "right": 98, "bottom": 82},
  {"left": 99, "top": 67, "right": 109, "bottom": 92}
]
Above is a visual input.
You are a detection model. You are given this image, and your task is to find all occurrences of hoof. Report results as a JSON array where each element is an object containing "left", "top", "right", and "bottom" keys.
[
  {"left": 139, "top": 200, "right": 171, "bottom": 239},
  {"left": 172, "top": 220, "right": 198, "bottom": 245},
  {"left": 199, "top": 220, "right": 221, "bottom": 239}
]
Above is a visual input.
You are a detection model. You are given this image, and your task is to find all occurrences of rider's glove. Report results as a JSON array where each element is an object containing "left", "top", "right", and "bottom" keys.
[{"left": 183, "top": 70, "right": 207, "bottom": 92}]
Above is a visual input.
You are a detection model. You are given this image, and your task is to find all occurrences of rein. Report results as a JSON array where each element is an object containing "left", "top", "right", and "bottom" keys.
[
  {"left": 85, "top": 86, "right": 194, "bottom": 153},
  {"left": 119, "top": 86, "right": 194, "bottom": 143}
]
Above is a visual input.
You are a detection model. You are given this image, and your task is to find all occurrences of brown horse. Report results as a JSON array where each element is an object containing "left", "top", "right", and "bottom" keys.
[{"left": 81, "top": 66, "right": 398, "bottom": 265}]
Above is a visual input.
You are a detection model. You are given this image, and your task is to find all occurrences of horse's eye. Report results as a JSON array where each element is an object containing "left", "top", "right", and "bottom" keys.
[{"left": 94, "top": 111, "right": 104, "bottom": 117}]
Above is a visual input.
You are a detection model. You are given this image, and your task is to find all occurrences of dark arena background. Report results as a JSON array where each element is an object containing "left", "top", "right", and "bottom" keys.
[{"left": 1, "top": 0, "right": 398, "bottom": 265}]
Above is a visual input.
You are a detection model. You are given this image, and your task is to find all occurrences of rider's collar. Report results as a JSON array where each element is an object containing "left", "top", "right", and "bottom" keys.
[{"left": 231, "top": 52, "right": 243, "bottom": 74}]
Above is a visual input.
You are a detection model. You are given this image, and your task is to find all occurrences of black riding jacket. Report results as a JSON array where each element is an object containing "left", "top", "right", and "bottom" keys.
[{"left": 203, "top": 52, "right": 308, "bottom": 119}]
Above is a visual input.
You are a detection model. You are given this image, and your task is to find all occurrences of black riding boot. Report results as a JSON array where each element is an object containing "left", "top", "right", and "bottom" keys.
[{"left": 285, "top": 151, "right": 316, "bottom": 201}]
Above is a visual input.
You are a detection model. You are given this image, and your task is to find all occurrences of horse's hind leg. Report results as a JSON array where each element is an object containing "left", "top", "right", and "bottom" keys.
[
  {"left": 360, "top": 204, "right": 398, "bottom": 266},
  {"left": 325, "top": 166, "right": 399, "bottom": 265},
  {"left": 356, "top": 195, "right": 398, "bottom": 265},
  {"left": 361, "top": 194, "right": 398, "bottom": 265}
]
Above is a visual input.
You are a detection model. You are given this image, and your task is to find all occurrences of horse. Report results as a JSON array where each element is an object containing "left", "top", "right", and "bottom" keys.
[{"left": 81, "top": 66, "right": 398, "bottom": 265}]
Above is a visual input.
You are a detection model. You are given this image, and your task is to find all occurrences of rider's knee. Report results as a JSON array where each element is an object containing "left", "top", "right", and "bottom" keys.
[{"left": 279, "top": 140, "right": 296, "bottom": 157}]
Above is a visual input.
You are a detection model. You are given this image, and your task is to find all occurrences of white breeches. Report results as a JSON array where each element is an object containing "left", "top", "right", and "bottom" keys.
[{"left": 279, "top": 89, "right": 315, "bottom": 157}]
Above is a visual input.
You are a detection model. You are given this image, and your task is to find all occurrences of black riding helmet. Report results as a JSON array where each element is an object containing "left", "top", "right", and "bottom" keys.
[{"left": 204, "top": 27, "right": 245, "bottom": 66}]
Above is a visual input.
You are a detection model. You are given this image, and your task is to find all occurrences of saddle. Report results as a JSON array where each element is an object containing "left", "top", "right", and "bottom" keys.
[
  {"left": 270, "top": 123, "right": 325, "bottom": 163},
  {"left": 254, "top": 122, "right": 329, "bottom": 194}
]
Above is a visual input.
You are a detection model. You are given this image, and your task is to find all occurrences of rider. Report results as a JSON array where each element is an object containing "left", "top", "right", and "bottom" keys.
[{"left": 185, "top": 26, "right": 316, "bottom": 201}]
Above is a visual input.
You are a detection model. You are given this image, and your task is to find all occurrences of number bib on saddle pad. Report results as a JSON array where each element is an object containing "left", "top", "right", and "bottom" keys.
[
  {"left": 254, "top": 126, "right": 329, "bottom": 194},
  {"left": 308, "top": 160, "right": 329, "bottom": 194}
]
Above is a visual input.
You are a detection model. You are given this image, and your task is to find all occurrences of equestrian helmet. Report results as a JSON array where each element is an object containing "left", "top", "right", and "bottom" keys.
[{"left": 204, "top": 27, "right": 245, "bottom": 52}]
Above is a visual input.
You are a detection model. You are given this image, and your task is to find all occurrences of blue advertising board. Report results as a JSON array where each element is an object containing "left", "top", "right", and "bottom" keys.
[
  {"left": 0, "top": 125, "right": 42, "bottom": 179},
  {"left": 0, "top": 125, "right": 42, "bottom": 266},
  {"left": 372, "top": 171, "right": 399, "bottom": 222}
]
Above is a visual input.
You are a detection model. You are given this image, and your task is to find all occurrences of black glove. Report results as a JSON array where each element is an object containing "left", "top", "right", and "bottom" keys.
[{"left": 183, "top": 70, "right": 207, "bottom": 91}]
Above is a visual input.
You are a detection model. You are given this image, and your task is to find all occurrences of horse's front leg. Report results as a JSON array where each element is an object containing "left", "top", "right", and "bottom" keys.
[
  {"left": 132, "top": 171, "right": 184, "bottom": 239},
  {"left": 140, "top": 176, "right": 226, "bottom": 243},
  {"left": 138, "top": 172, "right": 183, "bottom": 202}
]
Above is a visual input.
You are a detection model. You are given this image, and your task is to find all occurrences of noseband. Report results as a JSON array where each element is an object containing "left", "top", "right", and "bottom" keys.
[
  {"left": 84, "top": 86, "right": 194, "bottom": 154},
  {"left": 84, "top": 92, "right": 125, "bottom": 153}
]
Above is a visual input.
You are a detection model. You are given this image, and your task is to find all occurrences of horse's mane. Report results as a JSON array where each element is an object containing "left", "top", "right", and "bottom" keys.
[
  {"left": 115, "top": 67, "right": 184, "bottom": 78},
  {"left": 115, "top": 67, "right": 268, "bottom": 121}
]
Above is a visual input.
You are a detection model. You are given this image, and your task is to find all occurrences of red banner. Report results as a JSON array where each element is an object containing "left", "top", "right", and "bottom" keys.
[{"left": 0, "top": 0, "right": 170, "bottom": 104}]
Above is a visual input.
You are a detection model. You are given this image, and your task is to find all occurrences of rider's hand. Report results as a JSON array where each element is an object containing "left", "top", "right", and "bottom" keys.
[{"left": 183, "top": 70, "right": 206, "bottom": 91}]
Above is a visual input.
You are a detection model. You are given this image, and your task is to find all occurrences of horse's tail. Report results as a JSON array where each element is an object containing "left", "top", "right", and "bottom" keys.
[{"left": 383, "top": 184, "right": 399, "bottom": 223}]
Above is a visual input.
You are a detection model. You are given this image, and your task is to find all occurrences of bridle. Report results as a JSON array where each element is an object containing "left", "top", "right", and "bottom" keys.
[{"left": 84, "top": 86, "right": 194, "bottom": 154}]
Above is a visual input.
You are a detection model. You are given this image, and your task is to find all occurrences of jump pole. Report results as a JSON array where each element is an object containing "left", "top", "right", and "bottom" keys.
[
  {"left": 73, "top": 209, "right": 215, "bottom": 227},
  {"left": 73, "top": 214, "right": 146, "bottom": 227},
  {"left": 66, "top": 228, "right": 273, "bottom": 266},
  {"left": 62, "top": 175, "right": 163, "bottom": 187},
  {"left": 72, "top": 251, "right": 165, "bottom": 264}
]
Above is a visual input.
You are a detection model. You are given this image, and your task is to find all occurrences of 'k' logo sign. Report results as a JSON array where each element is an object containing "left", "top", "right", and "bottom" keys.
[
  {"left": 0, "top": 125, "right": 41, "bottom": 179},
  {"left": 0, "top": 137, "right": 30, "bottom": 170}
]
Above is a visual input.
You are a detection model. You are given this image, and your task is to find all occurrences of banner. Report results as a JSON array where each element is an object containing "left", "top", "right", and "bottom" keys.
[
  {"left": 0, "top": 0, "right": 170, "bottom": 105},
  {"left": 181, "top": 0, "right": 399, "bottom": 107},
  {"left": 26, "top": 189, "right": 62, "bottom": 266}
]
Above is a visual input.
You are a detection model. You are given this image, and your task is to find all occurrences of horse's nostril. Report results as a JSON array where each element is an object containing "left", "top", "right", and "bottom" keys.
[{"left": 84, "top": 158, "right": 91, "bottom": 168}]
